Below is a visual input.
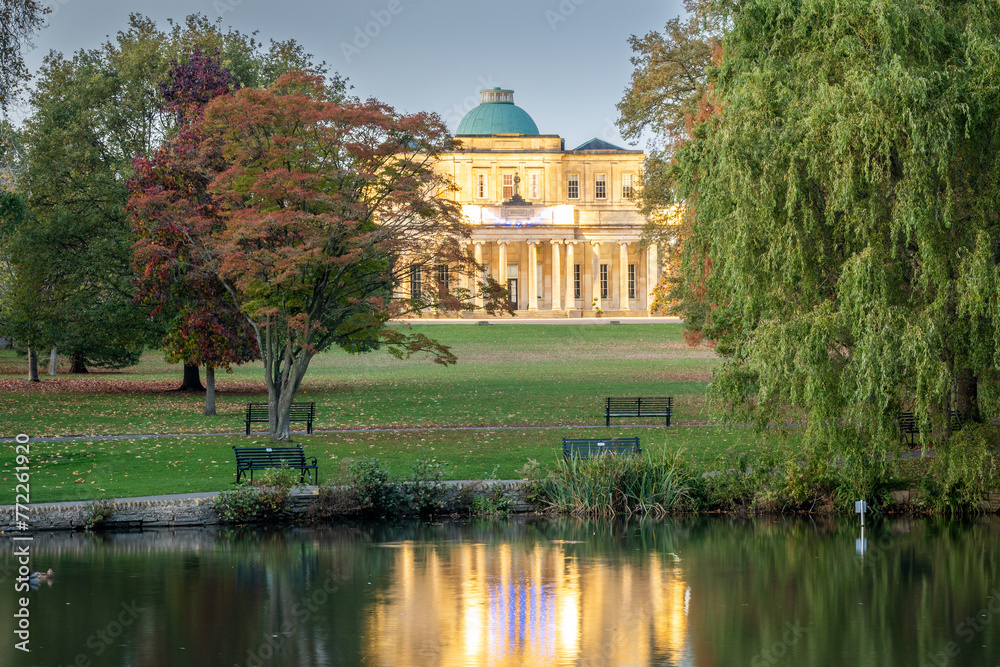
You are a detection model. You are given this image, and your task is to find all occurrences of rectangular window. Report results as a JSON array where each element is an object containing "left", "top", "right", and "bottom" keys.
[
  {"left": 628, "top": 264, "right": 636, "bottom": 299},
  {"left": 529, "top": 172, "right": 540, "bottom": 200},
  {"left": 476, "top": 173, "right": 487, "bottom": 199},
  {"left": 568, "top": 174, "right": 579, "bottom": 199},
  {"left": 537, "top": 264, "right": 543, "bottom": 299},
  {"left": 595, "top": 174, "right": 607, "bottom": 200},
  {"left": 622, "top": 173, "right": 634, "bottom": 200},
  {"left": 436, "top": 264, "right": 449, "bottom": 291},
  {"left": 502, "top": 173, "right": 514, "bottom": 199},
  {"left": 600, "top": 264, "right": 608, "bottom": 299},
  {"left": 410, "top": 265, "right": 422, "bottom": 301},
  {"left": 574, "top": 264, "right": 581, "bottom": 299}
]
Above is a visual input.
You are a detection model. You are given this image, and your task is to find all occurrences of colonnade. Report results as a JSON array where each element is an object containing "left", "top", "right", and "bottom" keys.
[{"left": 463, "top": 239, "right": 659, "bottom": 314}]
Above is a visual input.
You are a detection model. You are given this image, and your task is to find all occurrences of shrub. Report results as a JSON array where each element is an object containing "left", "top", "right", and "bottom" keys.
[
  {"left": 214, "top": 466, "right": 296, "bottom": 525},
  {"left": 921, "top": 424, "right": 1000, "bottom": 514},
  {"left": 405, "top": 458, "right": 447, "bottom": 515},
  {"left": 83, "top": 499, "right": 115, "bottom": 531},
  {"left": 348, "top": 457, "right": 401, "bottom": 518}
]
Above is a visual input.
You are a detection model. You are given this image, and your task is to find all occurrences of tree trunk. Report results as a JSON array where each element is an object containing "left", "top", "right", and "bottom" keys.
[
  {"left": 204, "top": 366, "right": 216, "bottom": 416},
  {"left": 262, "top": 323, "right": 316, "bottom": 442},
  {"left": 27, "top": 348, "right": 39, "bottom": 382},
  {"left": 954, "top": 367, "right": 981, "bottom": 424},
  {"left": 69, "top": 351, "right": 88, "bottom": 374},
  {"left": 177, "top": 362, "right": 204, "bottom": 392},
  {"left": 48, "top": 347, "right": 57, "bottom": 375}
]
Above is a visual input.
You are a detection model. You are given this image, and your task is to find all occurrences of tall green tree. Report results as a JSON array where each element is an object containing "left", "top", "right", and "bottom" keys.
[
  {"left": 0, "top": 0, "right": 48, "bottom": 109},
  {"left": 673, "top": 0, "right": 1000, "bottom": 449},
  {"left": 11, "top": 13, "right": 328, "bottom": 376}
]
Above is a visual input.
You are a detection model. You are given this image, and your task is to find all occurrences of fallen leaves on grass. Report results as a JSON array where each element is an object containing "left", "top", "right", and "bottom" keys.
[{"left": 0, "top": 378, "right": 265, "bottom": 394}]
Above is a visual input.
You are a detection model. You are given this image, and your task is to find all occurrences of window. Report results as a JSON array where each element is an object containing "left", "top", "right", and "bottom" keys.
[
  {"left": 537, "top": 264, "right": 543, "bottom": 299},
  {"left": 529, "top": 172, "right": 540, "bottom": 200},
  {"left": 574, "top": 264, "right": 581, "bottom": 299},
  {"left": 600, "top": 264, "right": 608, "bottom": 299},
  {"left": 502, "top": 173, "right": 514, "bottom": 199},
  {"left": 628, "top": 264, "right": 636, "bottom": 299},
  {"left": 410, "top": 265, "right": 422, "bottom": 301},
  {"left": 476, "top": 173, "right": 487, "bottom": 199},
  {"left": 568, "top": 174, "right": 579, "bottom": 199},
  {"left": 622, "top": 173, "right": 634, "bottom": 200},
  {"left": 595, "top": 174, "right": 607, "bottom": 200},
  {"left": 436, "top": 264, "right": 450, "bottom": 291}
]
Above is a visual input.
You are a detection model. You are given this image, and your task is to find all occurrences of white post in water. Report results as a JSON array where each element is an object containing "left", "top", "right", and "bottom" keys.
[{"left": 855, "top": 500, "right": 867, "bottom": 556}]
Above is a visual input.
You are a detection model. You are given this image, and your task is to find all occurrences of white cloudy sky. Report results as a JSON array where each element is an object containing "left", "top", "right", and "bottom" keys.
[{"left": 16, "top": 0, "right": 685, "bottom": 148}]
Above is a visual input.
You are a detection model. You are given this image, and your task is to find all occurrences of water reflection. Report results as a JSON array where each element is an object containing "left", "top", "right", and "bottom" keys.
[
  {"left": 364, "top": 538, "right": 690, "bottom": 666},
  {"left": 1, "top": 516, "right": 999, "bottom": 666}
]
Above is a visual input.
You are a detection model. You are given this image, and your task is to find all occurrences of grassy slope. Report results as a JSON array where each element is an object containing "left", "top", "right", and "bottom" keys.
[{"left": 0, "top": 323, "right": 803, "bottom": 503}]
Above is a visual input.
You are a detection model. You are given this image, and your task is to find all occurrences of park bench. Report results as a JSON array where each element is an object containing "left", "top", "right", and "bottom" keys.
[
  {"left": 897, "top": 410, "right": 964, "bottom": 445},
  {"left": 605, "top": 397, "right": 672, "bottom": 427},
  {"left": 232, "top": 445, "right": 318, "bottom": 484},
  {"left": 563, "top": 437, "right": 641, "bottom": 460},
  {"left": 245, "top": 402, "right": 316, "bottom": 435}
]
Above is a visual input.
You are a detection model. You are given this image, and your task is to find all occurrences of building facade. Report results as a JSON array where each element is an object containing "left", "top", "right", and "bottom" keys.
[{"left": 430, "top": 88, "right": 659, "bottom": 317}]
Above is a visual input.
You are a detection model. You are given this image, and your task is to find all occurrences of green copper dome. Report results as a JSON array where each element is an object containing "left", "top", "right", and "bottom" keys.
[{"left": 456, "top": 88, "right": 540, "bottom": 136}]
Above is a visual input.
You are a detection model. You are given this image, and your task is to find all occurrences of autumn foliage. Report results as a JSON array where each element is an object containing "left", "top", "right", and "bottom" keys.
[{"left": 130, "top": 68, "right": 497, "bottom": 440}]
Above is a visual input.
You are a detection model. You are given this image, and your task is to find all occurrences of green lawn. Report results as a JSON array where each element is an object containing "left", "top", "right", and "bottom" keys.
[
  {"left": 9, "top": 426, "right": 798, "bottom": 504},
  {"left": 1, "top": 323, "right": 719, "bottom": 437},
  {"left": 1, "top": 322, "right": 771, "bottom": 503}
]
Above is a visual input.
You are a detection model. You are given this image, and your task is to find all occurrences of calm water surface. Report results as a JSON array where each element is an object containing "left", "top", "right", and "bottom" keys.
[{"left": 2, "top": 516, "right": 999, "bottom": 667}]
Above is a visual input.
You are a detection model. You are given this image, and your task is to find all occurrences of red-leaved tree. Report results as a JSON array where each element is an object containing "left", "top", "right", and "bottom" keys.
[
  {"left": 133, "top": 70, "right": 506, "bottom": 440},
  {"left": 130, "top": 49, "right": 258, "bottom": 415}
]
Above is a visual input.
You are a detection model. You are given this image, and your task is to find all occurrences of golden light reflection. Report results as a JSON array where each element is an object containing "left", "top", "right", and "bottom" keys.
[{"left": 364, "top": 539, "right": 691, "bottom": 666}]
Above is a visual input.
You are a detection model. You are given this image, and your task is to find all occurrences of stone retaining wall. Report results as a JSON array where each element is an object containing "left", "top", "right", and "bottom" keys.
[{"left": 1, "top": 480, "right": 536, "bottom": 532}]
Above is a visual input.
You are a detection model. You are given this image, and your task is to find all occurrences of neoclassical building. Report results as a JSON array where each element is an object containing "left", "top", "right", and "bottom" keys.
[{"left": 429, "top": 88, "right": 659, "bottom": 317}]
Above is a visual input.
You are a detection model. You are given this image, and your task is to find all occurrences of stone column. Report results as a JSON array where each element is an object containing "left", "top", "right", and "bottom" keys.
[
  {"left": 498, "top": 241, "right": 508, "bottom": 287},
  {"left": 527, "top": 241, "right": 539, "bottom": 311},
  {"left": 619, "top": 242, "right": 630, "bottom": 311},
  {"left": 646, "top": 243, "right": 659, "bottom": 313},
  {"left": 473, "top": 241, "right": 484, "bottom": 309},
  {"left": 565, "top": 241, "right": 576, "bottom": 311},
  {"left": 550, "top": 240, "right": 562, "bottom": 311},
  {"left": 591, "top": 241, "right": 602, "bottom": 312}
]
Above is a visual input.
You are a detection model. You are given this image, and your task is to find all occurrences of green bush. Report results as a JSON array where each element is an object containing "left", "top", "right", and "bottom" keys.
[
  {"left": 214, "top": 467, "right": 295, "bottom": 524},
  {"left": 83, "top": 499, "right": 115, "bottom": 531},
  {"left": 405, "top": 458, "right": 447, "bottom": 515},
  {"left": 921, "top": 424, "right": 1000, "bottom": 514},
  {"left": 348, "top": 457, "right": 401, "bottom": 518}
]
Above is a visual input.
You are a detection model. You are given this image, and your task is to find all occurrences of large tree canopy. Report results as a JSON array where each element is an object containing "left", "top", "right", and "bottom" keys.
[
  {"left": 130, "top": 71, "right": 505, "bottom": 440},
  {"left": 4, "top": 13, "right": 327, "bottom": 374},
  {"left": 673, "top": 0, "right": 1000, "bottom": 449}
]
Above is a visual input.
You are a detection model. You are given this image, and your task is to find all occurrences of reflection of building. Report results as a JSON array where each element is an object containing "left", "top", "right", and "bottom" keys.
[
  {"left": 430, "top": 89, "right": 661, "bottom": 317},
  {"left": 364, "top": 540, "right": 691, "bottom": 666}
]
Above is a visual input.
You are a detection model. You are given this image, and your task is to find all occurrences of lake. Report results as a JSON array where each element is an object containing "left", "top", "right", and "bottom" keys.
[{"left": 2, "top": 515, "right": 999, "bottom": 666}]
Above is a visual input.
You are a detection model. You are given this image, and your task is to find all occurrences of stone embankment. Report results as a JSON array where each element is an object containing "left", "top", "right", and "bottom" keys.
[{"left": 1, "top": 481, "right": 535, "bottom": 532}]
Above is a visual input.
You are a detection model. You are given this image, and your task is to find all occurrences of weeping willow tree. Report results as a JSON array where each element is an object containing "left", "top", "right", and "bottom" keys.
[{"left": 675, "top": 0, "right": 1000, "bottom": 449}]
